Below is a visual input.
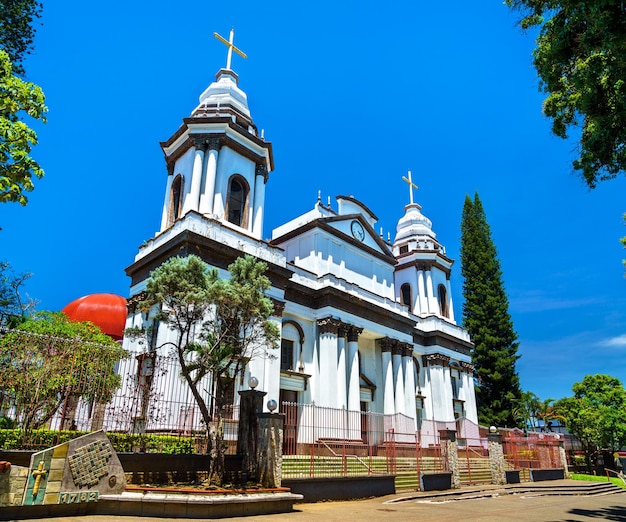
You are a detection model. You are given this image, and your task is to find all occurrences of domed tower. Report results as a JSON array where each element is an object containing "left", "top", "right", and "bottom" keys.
[
  {"left": 158, "top": 29, "right": 273, "bottom": 240},
  {"left": 393, "top": 173, "right": 455, "bottom": 320}
]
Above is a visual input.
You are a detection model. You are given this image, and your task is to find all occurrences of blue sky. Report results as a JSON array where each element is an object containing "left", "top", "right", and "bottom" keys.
[{"left": 2, "top": 1, "right": 626, "bottom": 402}]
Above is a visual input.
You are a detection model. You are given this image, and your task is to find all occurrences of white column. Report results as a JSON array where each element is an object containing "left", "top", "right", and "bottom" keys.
[
  {"left": 160, "top": 165, "right": 174, "bottom": 232},
  {"left": 392, "top": 343, "right": 405, "bottom": 415},
  {"left": 199, "top": 138, "right": 219, "bottom": 216},
  {"left": 425, "top": 269, "right": 438, "bottom": 315},
  {"left": 417, "top": 268, "right": 428, "bottom": 315},
  {"left": 460, "top": 362, "right": 478, "bottom": 423},
  {"left": 336, "top": 325, "right": 347, "bottom": 409},
  {"left": 252, "top": 164, "right": 267, "bottom": 239},
  {"left": 346, "top": 326, "right": 362, "bottom": 440},
  {"left": 212, "top": 162, "right": 225, "bottom": 220},
  {"left": 381, "top": 341, "right": 395, "bottom": 415},
  {"left": 445, "top": 277, "right": 455, "bottom": 322},
  {"left": 317, "top": 318, "right": 340, "bottom": 409},
  {"left": 425, "top": 354, "right": 453, "bottom": 423},
  {"left": 346, "top": 327, "right": 362, "bottom": 413},
  {"left": 402, "top": 346, "right": 417, "bottom": 428},
  {"left": 183, "top": 138, "right": 206, "bottom": 215}
]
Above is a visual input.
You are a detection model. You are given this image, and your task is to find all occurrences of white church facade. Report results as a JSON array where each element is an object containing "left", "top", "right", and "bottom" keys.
[{"left": 114, "top": 33, "right": 478, "bottom": 443}]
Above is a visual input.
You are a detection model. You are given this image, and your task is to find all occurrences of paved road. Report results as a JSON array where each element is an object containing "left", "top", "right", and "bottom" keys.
[{"left": 16, "top": 491, "right": 626, "bottom": 522}]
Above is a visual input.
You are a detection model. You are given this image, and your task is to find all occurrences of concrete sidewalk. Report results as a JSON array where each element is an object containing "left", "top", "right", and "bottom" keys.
[{"left": 15, "top": 480, "right": 626, "bottom": 522}]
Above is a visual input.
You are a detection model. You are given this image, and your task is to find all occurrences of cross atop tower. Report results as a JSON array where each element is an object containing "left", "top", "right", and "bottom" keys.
[
  {"left": 402, "top": 170, "right": 418, "bottom": 205},
  {"left": 213, "top": 28, "right": 247, "bottom": 70}
]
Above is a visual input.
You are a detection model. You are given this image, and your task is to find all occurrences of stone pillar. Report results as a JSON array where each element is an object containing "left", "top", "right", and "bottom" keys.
[
  {"left": 460, "top": 362, "right": 478, "bottom": 424},
  {"left": 425, "top": 353, "right": 453, "bottom": 421},
  {"left": 487, "top": 432, "right": 506, "bottom": 485},
  {"left": 392, "top": 342, "right": 405, "bottom": 415},
  {"left": 440, "top": 429, "right": 461, "bottom": 489},
  {"left": 317, "top": 318, "right": 341, "bottom": 408},
  {"left": 346, "top": 326, "right": 362, "bottom": 413},
  {"left": 381, "top": 338, "right": 395, "bottom": 415},
  {"left": 417, "top": 267, "right": 427, "bottom": 315},
  {"left": 256, "top": 412, "right": 284, "bottom": 488},
  {"left": 251, "top": 164, "right": 267, "bottom": 239},
  {"left": 346, "top": 326, "right": 362, "bottom": 440},
  {"left": 184, "top": 137, "right": 207, "bottom": 214},
  {"left": 558, "top": 439, "right": 569, "bottom": 477},
  {"left": 237, "top": 389, "right": 267, "bottom": 481},
  {"left": 402, "top": 344, "right": 417, "bottom": 428},
  {"left": 425, "top": 269, "right": 437, "bottom": 315},
  {"left": 445, "top": 276, "right": 455, "bottom": 321},
  {"left": 160, "top": 163, "right": 174, "bottom": 231},
  {"left": 199, "top": 138, "right": 220, "bottom": 215},
  {"left": 336, "top": 324, "right": 348, "bottom": 409}
]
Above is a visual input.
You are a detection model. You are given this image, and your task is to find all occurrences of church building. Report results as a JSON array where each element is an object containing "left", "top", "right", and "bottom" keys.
[{"left": 116, "top": 31, "right": 478, "bottom": 440}]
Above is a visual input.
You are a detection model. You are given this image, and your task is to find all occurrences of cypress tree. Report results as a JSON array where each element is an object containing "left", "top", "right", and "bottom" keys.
[{"left": 460, "top": 193, "right": 521, "bottom": 427}]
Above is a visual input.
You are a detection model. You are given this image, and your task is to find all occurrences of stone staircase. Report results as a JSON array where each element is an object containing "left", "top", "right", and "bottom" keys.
[
  {"left": 283, "top": 455, "right": 493, "bottom": 491},
  {"left": 389, "top": 479, "right": 626, "bottom": 504},
  {"left": 505, "top": 481, "right": 626, "bottom": 497}
]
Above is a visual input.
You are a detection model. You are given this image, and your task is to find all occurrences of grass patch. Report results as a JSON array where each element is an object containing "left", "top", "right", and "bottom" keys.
[{"left": 570, "top": 473, "right": 626, "bottom": 489}]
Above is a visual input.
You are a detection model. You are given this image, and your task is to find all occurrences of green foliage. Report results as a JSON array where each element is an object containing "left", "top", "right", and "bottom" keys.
[
  {"left": 571, "top": 473, "right": 626, "bottom": 489},
  {"left": 0, "top": 260, "right": 37, "bottom": 325},
  {"left": 0, "top": 49, "right": 47, "bottom": 206},
  {"left": 506, "top": 0, "right": 626, "bottom": 187},
  {"left": 555, "top": 374, "right": 626, "bottom": 452},
  {"left": 0, "top": 428, "right": 197, "bottom": 454},
  {"left": 460, "top": 193, "right": 521, "bottom": 427},
  {"left": 0, "top": 312, "right": 128, "bottom": 429},
  {"left": 139, "top": 254, "right": 279, "bottom": 484},
  {"left": 512, "top": 391, "right": 541, "bottom": 430},
  {"left": 0, "top": 0, "right": 42, "bottom": 76}
]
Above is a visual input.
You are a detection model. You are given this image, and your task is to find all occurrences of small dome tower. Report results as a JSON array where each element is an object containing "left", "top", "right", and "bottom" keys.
[
  {"left": 393, "top": 173, "right": 455, "bottom": 320},
  {"left": 158, "top": 29, "right": 273, "bottom": 240}
]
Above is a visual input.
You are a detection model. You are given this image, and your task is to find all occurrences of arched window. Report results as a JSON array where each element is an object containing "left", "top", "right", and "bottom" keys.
[
  {"left": 281, "top": 320, "right": 305, "bottom": 372},
  {"left": 281, "top": 339, "right": 294, "bottom": 371},
  {"left": 225, "top": 175, "right": 249, "bottom": 227},
  {"left": 168, "top": 174, "right": 183, "bottom": 226},
  {"left": 437, "top": 284, "right": 449, "bottom": 318},
  {"left": 401, "top": 283, "right": 412, "bottom": 309}
]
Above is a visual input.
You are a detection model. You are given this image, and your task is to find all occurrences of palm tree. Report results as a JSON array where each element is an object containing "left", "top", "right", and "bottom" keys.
[{"left": 512, "top": 391, "right": 540, "bottom": 430}]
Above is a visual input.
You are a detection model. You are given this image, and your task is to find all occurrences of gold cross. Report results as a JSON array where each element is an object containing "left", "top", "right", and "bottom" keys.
[
  {"left": 213, "top": 28, "right": 247, "bottom": 70},
  {"left": 402, "top": 170, "right": 418, "bottom": 205},
  {"left": 31, "top": 460, "right": 48, "bottom": 498}
]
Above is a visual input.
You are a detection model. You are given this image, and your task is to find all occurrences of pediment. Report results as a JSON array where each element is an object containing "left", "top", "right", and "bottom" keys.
[{"left": 321, "top": 214, "right": 395, "bottom": 262}]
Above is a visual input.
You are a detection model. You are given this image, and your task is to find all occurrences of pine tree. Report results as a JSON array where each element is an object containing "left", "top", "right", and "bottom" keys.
[{"left": 460, "top": 193, "right": 521, "bottom": 427}]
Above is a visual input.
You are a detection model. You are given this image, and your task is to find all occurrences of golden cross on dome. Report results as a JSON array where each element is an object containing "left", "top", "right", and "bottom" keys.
[
  {"left": 402, "top": 170, "right": 418, "bottom": 205},
  {"left": 213, "top": 28, "right": 247, "bottom": 70}
]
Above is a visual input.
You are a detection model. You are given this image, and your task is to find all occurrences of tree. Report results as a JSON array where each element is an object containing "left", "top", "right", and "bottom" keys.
[
  {"left": 0, "top": 50, "right": 47, "bottom": 206},
  {"left": 555, "top": 374, "right": 626, "bottom": 467},
  {"left": 0, "top": 260, "right": 37, "bottom": 325},
  {"left": 460, "top": 192, "right": 521, "bottom": 427},
  {"left": 512, "top": 391, "right": 540, "bottom": 430},
  {"left": 0, "top": 311, "right": 127, "bottom": 430},
  {"left": 535, "top": 397, "right": 564, "bottom": 432},
  {"left": 506, "top": 0, "right": 626, "bottom": 188},
  {"left": 136, "top": 254, "right": 279, "bottom": 485},
  {"left": 0, "top": 0, "right": 43, "bottom": 76}
]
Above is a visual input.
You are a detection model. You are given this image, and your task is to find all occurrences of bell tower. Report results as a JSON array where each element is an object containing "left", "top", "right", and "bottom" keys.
[
  {"left": 393, "top": 171, "right": 455, "bottom": 320},
  {"left": 158, "top": 29, "right": 273, "bottom": 240}
]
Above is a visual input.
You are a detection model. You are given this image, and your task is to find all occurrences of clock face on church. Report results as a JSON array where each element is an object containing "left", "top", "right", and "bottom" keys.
[{"left": 350, "top": 220, "right": 365, "bottom": 241}]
